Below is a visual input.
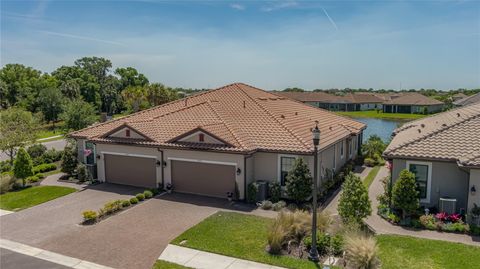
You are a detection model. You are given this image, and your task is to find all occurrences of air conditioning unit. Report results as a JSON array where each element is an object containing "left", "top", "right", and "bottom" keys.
[{"left": 439, "top": 198, "right": 457, "bottom": 214}]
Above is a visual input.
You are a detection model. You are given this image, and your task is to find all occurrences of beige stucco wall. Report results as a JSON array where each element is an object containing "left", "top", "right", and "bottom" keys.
[
  {"left": 179, "top": 131, "right": 224, "bottom": 144},
  {"left": 392, "top": 159, "right": 469, "bottom": 212},
  {"left": 468, "top": 169, "right": 480, "bottom": 214},
  {"left": 110, "top": 128, "right": 146, "bottom": 139}
]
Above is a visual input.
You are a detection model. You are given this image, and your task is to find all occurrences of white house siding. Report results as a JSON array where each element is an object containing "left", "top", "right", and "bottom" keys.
[
  {"left": 468, "top": 169, "right": 480, "bottom": 215},
  {"left": 392, "top": 159, "right": 469, "bottom": 212}
]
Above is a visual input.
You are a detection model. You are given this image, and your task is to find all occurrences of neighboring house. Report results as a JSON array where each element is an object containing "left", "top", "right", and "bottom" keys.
[
  {"left": 453, "top": 93, "right": 480, "bottom": 107},
  {"left": 451, "top": 93, "right": 468, "bottom": 102},
  {"left": 70, "top": 83, "right": 365, "bottom": 200},
  {"left": 277, "top": 91, "right": 443, "bottom": 114},
  {"left": 277, "top": 92, "right": 384, "bottom": 112},
  {"left": 381, "top": 92, "right": 444, "bottom": 114},
  {"left": 383, "top": 103, "right": 480, "bottom": 216}
]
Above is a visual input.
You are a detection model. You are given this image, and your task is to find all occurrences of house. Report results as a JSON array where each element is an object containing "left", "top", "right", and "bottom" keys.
[
  {"left": 277, "top": 91, "right": 443, "bottom": 114},
  {"left": 277, "top": 92, "right": 384, "bottom": 111},
  {"left": 383, "top": 102, "right": 480, "bottom": 216},
  {"left": 451, "top": 93, "right": 468, "bottom": 102},
  {"left": 380, "top": 92, "right": 444, "bottom": 114},
  {"left": 70, "top": 83, "right": 366, "bottom": 200},
  {"left": 453, "top": 93, "right": 480, "bottom": 107}
]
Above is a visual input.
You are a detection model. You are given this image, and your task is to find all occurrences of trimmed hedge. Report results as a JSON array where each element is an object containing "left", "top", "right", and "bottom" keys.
[{"left": 33, "top": 163, "right": 57, "bottom": 174}]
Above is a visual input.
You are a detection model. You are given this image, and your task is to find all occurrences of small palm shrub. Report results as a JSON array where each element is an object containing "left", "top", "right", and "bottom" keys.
[
  {"left": 143, "top": 190, "right": 153, "bottom": 199},
  {"left": 344, "top": 232, "right": 381, "bottom": 269},
  {"left": 136, "top": 193, "right": 145, "bottom": 201},
  {"left": 82, "top": 210, "right": 98, "bottom": 223},
  {"left": 130, "top": 197, "right": 139, "bottom": 204}
]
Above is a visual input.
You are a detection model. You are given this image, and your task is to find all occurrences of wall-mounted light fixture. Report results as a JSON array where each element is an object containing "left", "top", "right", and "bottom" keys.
[
  {"left": 471, "top": 185, "right": 477, "bottom": 195},
  {"left": 236, "top": 168, "right": 241, "bottom": 175},
  {"left": 96, "top": 154, "right": 101, "bottom": 160},
  {"left": 163, "top": 161, "right": 167, "bottom": 168},
  {"left": 156, "top": 160, "right": 161, "bottom": 166}
]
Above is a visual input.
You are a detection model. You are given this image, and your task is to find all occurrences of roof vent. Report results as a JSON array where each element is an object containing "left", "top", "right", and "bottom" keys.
[
  {"left": 418, "top": 129, "right": 421, "bottom": 133},
  {"left": 442, "top": 123, "right": 447, "bottom": 127},
  {"left": 457, "top": 113, "right": 461, "bottom": 117},
  {"left": 421, "top": 124, "right": 425, "bottom": 128},
  {"left": 280, "top": 114, "right": 285, "bottom": 119},
  {"left": 295, "top": 112, "right": 298, "bottom": 116},
  {"left": 329, "top": 126, "right": 333, "bottom": 131},
  {"left": 243, "top": 100, "right": 246, "bottom": 108}
]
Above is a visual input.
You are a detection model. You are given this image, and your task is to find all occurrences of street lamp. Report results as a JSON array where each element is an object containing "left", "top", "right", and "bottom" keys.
[{"left": 309, "top": 122, "right": 320, "bottom": 262}]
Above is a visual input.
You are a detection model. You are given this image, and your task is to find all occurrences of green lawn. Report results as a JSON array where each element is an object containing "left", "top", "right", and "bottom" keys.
[
  {"left": 363, "top": 166, "right": 381, "bottom": 188},
  {"left": 377, "top": 235, "right": 480, "bottom": 269},
  {"left": 152, "top": 261, "right": 192, "bottom": 269},
  {"left": 172, "top": 212, "right": 480, "bottom": 269},
  {"left": 36, "top": 122, "right": 66, "bottom": 140},
  {"left": 0, "top": 186, "right": 76, "bottom": 211},
  {"left": 172, "top": 212, "right": 329, "bottom": 269},
  {"left": 336, "top": 110, "right": 427, "bottom": 120}
]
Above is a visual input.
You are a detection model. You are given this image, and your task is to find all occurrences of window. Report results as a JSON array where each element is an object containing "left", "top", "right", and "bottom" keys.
[
  {"left": 340, "top": 142, "right": 344, "bottom": 159},
  {"left": 280, "top": 156, "right": 296, "bottom": 186},
  {"left": 199, "top": 133, "right": 205, "bottom": 142},
  {"left": 408, "top": 162, "right": 430, "bottom": 200},
  {"left": 125, "top": 129, "right": 130, "bottom": 137},
  {"left": 84, "top": 142, "right": 96, "bottom": 165}
]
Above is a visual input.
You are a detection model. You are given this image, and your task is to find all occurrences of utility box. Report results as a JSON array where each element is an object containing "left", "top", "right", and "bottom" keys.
[{"left": 256, "top": 180, "right": 269, "bottom": 202}]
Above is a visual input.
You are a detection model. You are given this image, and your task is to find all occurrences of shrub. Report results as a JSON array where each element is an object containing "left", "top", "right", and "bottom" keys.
[
  {"left": 470, "top": 224, "right": 480, "bottom": 236},
  {"left": 304, "top": 232, "right": 344, "bottom": 256},
  {"left": 362, "top": 135, "right": 387, "bottom": 159},
  {"left": 150, "top": 188, "right": 160, "bottom": 195},
  {"left": 331, "top": 234, "right": 344, "bottom": 256},
  {"left": 130, "top": 197, "right": 139, "bottom": 204},
  {"left": 267, "top": 210, "right": 313, "bottom": 254},
  {"left": 259, "top": 200, "right": 273, "bottom": 210},
  {"left": 27, "top": 144, "right": 47, "bottom": 159},
  {"left": 26, "top": 175, "right": 40, "bottom": 183},
  {"left": 136, "top": 193, "right": 145, "bottom": 201},
  {"left": 344, "top": 232, "right": 381, "bottom": 269},
  {"left": 272, "top": 200, "right": 287, "bottom": 211},
  {"left": 247, "top": 182, "right": 259, "bottom": 203},
  {"left": 32, "top": 163, "right": 57, "bottom": 174},
  {"left": 121, "top": 200, "right": 131, "bottom": 207},
  {"left": 377, "top": 176, "right": 392, "bottom": 207},
  {"left": 97, "top": 208, "right": 106, "bottom": 218},
  {"left": 76, "top": 164, "right": 92, "bottom": 182},
  {"left": 338, "top": 172, "right": 372, "bottom": 224},
  {"left": 35, "top": 173, "right": 45, "bottom": 179},
  {"left": 0, "top": 161, "right": 11, "bottom": 173},
  {"left": 0, "top": 173, "right": 15, "bottom": 194},
  {"left": 269, "top": 181, "right": 281, "bottom": 203},
  {"left": 143, "top": 190, "right": 153, "bottom": 199},
  {"left": 419, "top": 214, "right": 435, "bottom": 228},
  {"left": 82, "top": 210, "right": 98, "bottom": 223},
  {"left": 14, "top": 147, "right": 34, "bottom": 187},
  {"left": 285, "top": 158, "right": 313, "bottom": 204},
  {"left": 364, "top": 158, "right": 376, "bottom": 167},
  {"left": 392, "top": 169, "right": 419, "bottom": 219},
  {"left": 286, "top": 203, "right": 298, "bottom": 212},
  {"left": 387, "top": 213, "right": 400, "bottom": 224},
  {"left": 471, "top": 203, "right": 480, "bottom": 218},
  {"left": 61, "top": 142, "right": 78, "bottom": 176},
  {"left": 103, "top": 200, "right": 123, "bottom": 214},
  {"left": 443, "top": 222, "right": 468, "bottom": 233},
  {"left": 40, "top": 148, "right": 63, "bottom": 163},
  {"left": 267, "top": 218, "right": 288, "bottom": 254}
]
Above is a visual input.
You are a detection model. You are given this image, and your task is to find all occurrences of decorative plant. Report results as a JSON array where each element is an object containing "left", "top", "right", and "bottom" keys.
[
  {"left": 285, "top": 158, "right": 313, "bottom": 204},
  {"left": 435, "top": 212, "right": 448, "bottom": 222},
  {"left": 247, "top": 182, "right": 259, "bottom": 203},
  {"left": 338, "top": 172, "right": 372, "bottom": 224},
  {"left": 471, "top": 203, "right": 480, "bottom": 218},
  {"left": 449, "top": 213, "right": 462, "bottom": 223},
  {"left": 392, "top": 170, "right": 419, "bottom": 220},
  {"left": 13, "top": 147, "right": 33, "bottom": 187},
  {"left": 269, "top": 181, "right": 281, "bottom": 203}
]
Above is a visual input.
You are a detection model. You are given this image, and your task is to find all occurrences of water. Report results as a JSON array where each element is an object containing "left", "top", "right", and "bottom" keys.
[{"left": 353, "top": 117, "right": 406, "bottom": 143}]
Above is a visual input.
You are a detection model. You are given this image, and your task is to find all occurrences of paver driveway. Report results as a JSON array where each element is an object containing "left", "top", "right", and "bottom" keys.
[{"left": 0, "top": 185, "right": 250, "bottom": 269}]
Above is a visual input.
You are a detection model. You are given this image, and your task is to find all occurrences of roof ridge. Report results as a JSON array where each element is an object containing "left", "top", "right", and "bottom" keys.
[
  {"left": 204, "top": 101, "right": 246, "bottom": 149},
  {"left": 386, "top": 113, "right": 480, "bottom": 155},
  {"left": 236, "top": 84, "right": 312, "bottom": 151}
]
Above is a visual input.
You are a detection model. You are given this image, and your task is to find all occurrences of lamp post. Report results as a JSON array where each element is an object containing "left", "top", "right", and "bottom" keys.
[{"left": 309, "top": 122, "right": 320, "bottom": 262}]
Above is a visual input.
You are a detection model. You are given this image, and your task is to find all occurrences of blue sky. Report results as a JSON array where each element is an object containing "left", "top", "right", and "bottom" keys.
[{"left": 1, "top": 0, "right": 479, "bottom": 90}]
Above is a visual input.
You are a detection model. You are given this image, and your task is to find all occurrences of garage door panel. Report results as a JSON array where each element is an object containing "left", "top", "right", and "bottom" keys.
[
  {"left": 171, "top": 160, "right": 235, "bottom": 198},
  {"left": 105, "top": 154, "right": 156, "bottom": 188}
]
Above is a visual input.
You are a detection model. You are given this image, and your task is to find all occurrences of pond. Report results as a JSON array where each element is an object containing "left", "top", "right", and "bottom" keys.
[{"left": 353, "top": 117, "right": 407, "bottom": 143}]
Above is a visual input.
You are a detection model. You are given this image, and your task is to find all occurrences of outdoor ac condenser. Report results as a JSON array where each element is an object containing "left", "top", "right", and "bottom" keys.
[{"left": 439, "top": 198, "right": 457, "bottom": 214}]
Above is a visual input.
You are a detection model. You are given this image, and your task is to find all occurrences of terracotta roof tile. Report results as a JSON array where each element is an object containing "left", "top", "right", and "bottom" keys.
[
  {"left": 71, "top": 83, "right": 366, "bottom": 154},
  {"left": 384, "top": 103, "right": 480, "bottom": 167},
  {"left": 453, "top": 93, "right": 480, "bottom": 106}
]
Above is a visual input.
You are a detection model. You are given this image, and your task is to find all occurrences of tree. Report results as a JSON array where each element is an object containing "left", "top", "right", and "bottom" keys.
[
  {"left": 0, "top": 64, "right": 42, "bottom": 109},
  {"left": 60, "top": 99, "right": 97, "bottom": 131},
  {"left": 115, "top": 67, "right": 149, "bottom": 89},
  {"left": 122, "top": 86, "right": 149, "bottom": 112},
  {"left": 0, "top": 107, "right": 38, "bottom": 163},
  {"left": 37, "top": 87, "right": 64, "bottom": 126},
  {"left": 285, "top": 158, "right": 313, "bottom": 204},
  {"left": 52, "top": 66, "right": 100, "bottom": 107},
  {"left": 13, "top": 147, "right": 33, "bottom": 187},
  {"left": 338, "top": 172, "right": 372, "bottom": 223},
  {"left": 146, "top": 83, "right": 178, "bottom": 107},
  {"left": 59, "top": 80, "right": 80, "bottom": 100},
  {"left": 61, "top": 141, "right": 78, "bottom": 176},
  {"left": 362, "top": 135, "right": 387, "bottom": 159},
  {"left": 392, "top": 169, "right": 419, "bottom": 220}
]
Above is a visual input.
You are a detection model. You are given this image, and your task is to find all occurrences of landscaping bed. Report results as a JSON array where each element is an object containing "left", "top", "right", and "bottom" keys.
[{"left": 0, "top": 186, "right": 76, "bottom": 211}]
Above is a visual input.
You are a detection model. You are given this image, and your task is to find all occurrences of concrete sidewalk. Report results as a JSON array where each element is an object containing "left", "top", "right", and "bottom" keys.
[
  {"left": 365, "top": 166, "right": 480, "bottom": 247},
  {"left": 159, "top": 244, "right": 286, "bottom": 269}
]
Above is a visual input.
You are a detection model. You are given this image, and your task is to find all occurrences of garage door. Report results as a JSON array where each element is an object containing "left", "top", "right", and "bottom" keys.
[
  {"left": 104, "top": 154, "right": 157, "bottom": 188},
  {"left": 171, "top": 160, "right": 235, "bottom": 198}
]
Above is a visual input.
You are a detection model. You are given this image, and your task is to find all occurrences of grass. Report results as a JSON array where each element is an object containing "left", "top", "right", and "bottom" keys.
[
  {"left": 0, "top": 186, "right": 76, "bottom": 211},
  {"left": 363, "top": 166, "right": 381, "bottom": 188},
  {"left": 377, "top": 235, "right": 480, "bottom": 269},
  {"left": 336, "top": 110, "right": 427, "bottom": 120},
  {"left": 152, "top": 260, "right": 192, "bottom": 269},
  {"left": 36, "top": 121, "right": 66, "bottom": 140},
  {"left": 172, "top": 211, "right": 333, "bottom": 269}
]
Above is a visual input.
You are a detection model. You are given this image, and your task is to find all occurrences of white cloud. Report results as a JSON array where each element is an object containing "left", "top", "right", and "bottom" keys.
[
  {"left": 230, "top": 3, "right": 245, "bottom": 11},
  {"left": 262, "top": 1, "right": 298, "bottom": 12}
]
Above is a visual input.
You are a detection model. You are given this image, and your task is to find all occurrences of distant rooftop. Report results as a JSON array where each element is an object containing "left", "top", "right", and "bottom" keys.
[{"left": 453, "top": 93, "right": 480, "bottom": 107}]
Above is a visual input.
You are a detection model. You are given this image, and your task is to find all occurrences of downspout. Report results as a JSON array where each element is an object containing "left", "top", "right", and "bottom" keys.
[
  {"left": 244, "top": 154, "right": 253, "bottom": 202},
  {"left": 158, "top": 149, "right": 164, "bottom": 190}
]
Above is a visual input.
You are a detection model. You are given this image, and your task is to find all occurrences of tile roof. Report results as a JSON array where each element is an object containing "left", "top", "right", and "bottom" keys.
[
  {"left": 275, "top": 91, "right": 341, "bottom": 103},
  {"left": 384, "top": 103, "right": 480, "bottom": 167},
  {"left": 70, "top": 83, "right": 366, "bottom": 154},
  {"left": 381, "top": 92, "right": 443, "bottom": 106},
  {"left": 453, "top": 93, "right": 480, "bottom": 106}
]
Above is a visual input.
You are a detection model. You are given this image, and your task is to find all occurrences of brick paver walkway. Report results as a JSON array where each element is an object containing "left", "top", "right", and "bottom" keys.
[{"left": 365, "top": 166, "right": 480, "bottom": 247}]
